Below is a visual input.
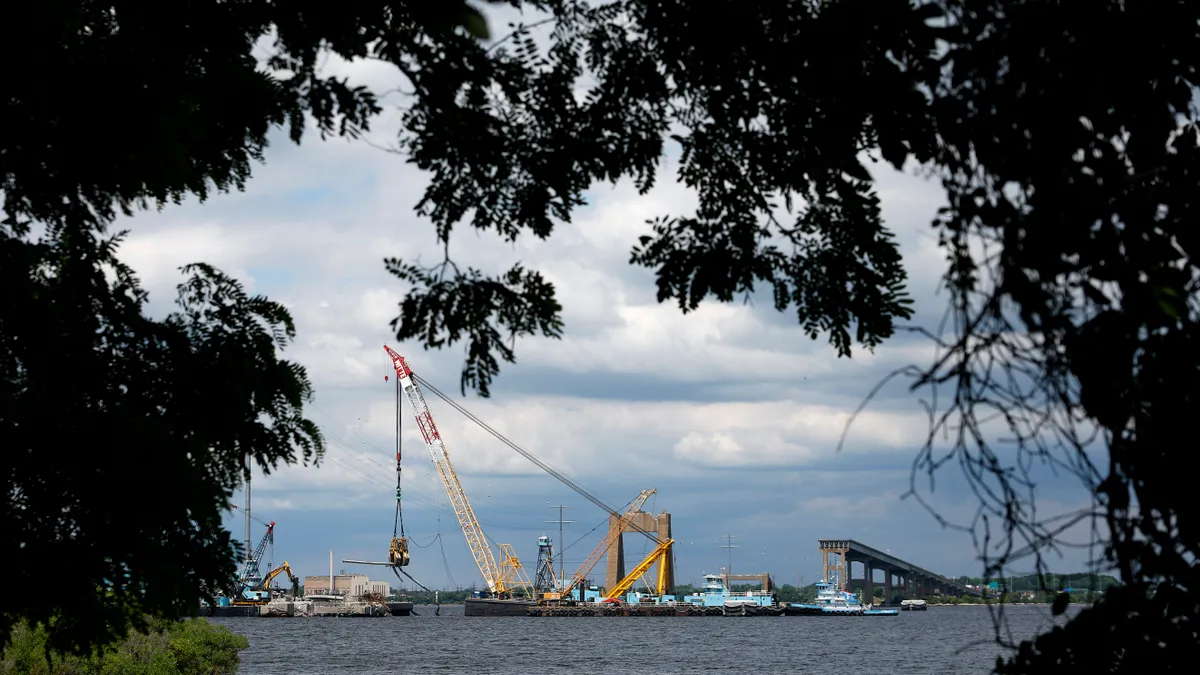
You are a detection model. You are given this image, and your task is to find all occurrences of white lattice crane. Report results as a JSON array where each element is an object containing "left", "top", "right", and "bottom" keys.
[{"left": 383, "top": 346, "right": 532, "bottom": 597}]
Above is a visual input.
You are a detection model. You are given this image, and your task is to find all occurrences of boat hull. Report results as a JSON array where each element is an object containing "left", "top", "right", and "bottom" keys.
[
  {"left": 387, "top": 601, "right": 414, "bottom": 616},
  {"left": 197, "top": 604, "right": 262, "bottom": 618},
  {"left": 464, "top": 598, "right": 536, "bottom": 617}
]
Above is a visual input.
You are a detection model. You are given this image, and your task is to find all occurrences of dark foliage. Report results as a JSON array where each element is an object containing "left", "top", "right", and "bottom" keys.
[
  {"left": 385, "top": 0, "right": 924, "bottom": 395},
  {"left": 1, "top": 0, "right": 468, "bottom": 658},
  {"left": 1, "top": 0, "right": 518, "bottom": 657},
  {"left": 0, "top": 227, "right": 323, "bottom": 655},
  {"left": 364, "top": 0, "right": 1200, "bottom": 672},
  {"left": 4, "top": 0, "right": 1198, "bottom": 671}
]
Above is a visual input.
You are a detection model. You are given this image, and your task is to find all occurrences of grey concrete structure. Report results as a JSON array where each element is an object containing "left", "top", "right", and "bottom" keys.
[
  {"left": 604, "top": 510, "right": 674, "bottom": 592},
  {"left": 818, "top": 538, "right": 981, "bottom": 604}
]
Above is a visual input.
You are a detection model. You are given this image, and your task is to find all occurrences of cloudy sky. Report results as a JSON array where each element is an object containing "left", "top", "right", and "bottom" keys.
[{"left": 112, "top": 9, "right": 1103, "bottom": 592}]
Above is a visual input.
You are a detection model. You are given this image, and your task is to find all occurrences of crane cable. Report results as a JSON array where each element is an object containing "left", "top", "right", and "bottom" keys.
[
  {"left": 411, "top": 373, "right": 659, "bottom": 543},
  {"left": 394, "top": 375, "right": 406, "bottom": 540},
  {"left": 389, "top": 360, "right": 440, "bottom": 615}
]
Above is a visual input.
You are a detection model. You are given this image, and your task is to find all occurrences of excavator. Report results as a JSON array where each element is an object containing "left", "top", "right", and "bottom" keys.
[{"left": 261, "top": 562, "right": 301, "bottom": 598}]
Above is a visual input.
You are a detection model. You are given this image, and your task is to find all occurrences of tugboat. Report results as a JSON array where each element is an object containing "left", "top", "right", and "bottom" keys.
[
  {"left": 681, "top": 572, "right": 782, "bottom": 616},
  {"left": 784, "top": 577, "right": 898, "bottom": 616}
]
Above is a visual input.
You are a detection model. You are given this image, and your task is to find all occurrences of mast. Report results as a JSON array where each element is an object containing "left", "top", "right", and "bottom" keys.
[{"left": 244, "top": 456, "right": 252, "bottom": 578}]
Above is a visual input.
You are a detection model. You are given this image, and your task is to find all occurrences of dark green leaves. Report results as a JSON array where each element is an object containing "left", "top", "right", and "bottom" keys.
[
  {"left": 385, "top": 258, "right": 563, "bottom": 397},
  {"left": 386, "top": 0, "right": 935, "bottom": 390},
  {"left": 0, "top": 229, "right": 322, "bottom": 656}
]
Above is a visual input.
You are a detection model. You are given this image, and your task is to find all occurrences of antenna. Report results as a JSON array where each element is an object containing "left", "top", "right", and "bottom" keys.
[
  {"left": 718, "top": 534, "right": 740, "bottom": 577},
  {"left": 546, "top": 505, "right": 576, "bottom": 588}
]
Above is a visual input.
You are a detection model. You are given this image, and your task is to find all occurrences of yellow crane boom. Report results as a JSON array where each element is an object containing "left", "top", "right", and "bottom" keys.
[
  {"left": 543, "top": 489, "right": 656, "bottom": 602},
  {"left": 386, "top": 348, "right": 532, "bottom": 597},
  {"left": 605, "top": 539, "right": 675, "bottom": 601}
]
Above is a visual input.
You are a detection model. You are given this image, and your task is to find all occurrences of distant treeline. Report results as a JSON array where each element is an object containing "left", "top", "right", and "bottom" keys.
[{"left": 953, "top": 573, "right": 1120, "bottom": 592}]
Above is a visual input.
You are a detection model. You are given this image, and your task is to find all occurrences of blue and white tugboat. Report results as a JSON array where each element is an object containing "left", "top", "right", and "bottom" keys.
[
  {"left": 681, "top": 572, "right": 782, "bottom": 616},
  {"left": 784, "top": 576, "right": 898, "bottom": 616}
]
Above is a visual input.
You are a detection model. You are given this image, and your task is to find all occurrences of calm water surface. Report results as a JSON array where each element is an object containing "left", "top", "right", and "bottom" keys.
[{"left": 213, "top": 604, "right": 1077, "bottom": 674}]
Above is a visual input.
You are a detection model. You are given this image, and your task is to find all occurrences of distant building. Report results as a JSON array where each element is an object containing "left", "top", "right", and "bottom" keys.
[{"left": 302, "top": 574, "right": 391, "bottom": 598}]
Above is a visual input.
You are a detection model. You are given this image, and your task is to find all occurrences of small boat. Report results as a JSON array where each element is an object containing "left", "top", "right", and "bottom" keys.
[{"left": 900, "top": 598, "right": 928, "bottom": 611}]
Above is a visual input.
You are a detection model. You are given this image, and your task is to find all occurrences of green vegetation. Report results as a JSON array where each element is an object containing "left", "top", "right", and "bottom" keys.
[
  {"left": 404, "top": 589, "right": 478, "bottom": 605},
  {"left": 0, "top": 619, "right": 247, "bottom": 675},
  {"left": 953, "top": 574, "right": 1121, "bottom": 594}
]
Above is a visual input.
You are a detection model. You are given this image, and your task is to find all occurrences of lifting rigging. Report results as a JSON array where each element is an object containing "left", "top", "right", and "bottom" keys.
[
  {"left": 381, "top": 346, "right": 533, "bottom": 598},
  {"left": 408, "top": 371, "right": 661, "bottom": 546},
  {"left": 342, "top": 358, "right": 441, "bottom": 613}
]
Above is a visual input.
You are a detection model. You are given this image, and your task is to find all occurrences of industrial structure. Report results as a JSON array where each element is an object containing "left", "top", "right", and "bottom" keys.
[
  {"left": 818, "top": 538, "right": 981, "bottom": 603},
  {"left": 303, "top": 573, "right": 391, "bottom": 598},
  {"left": 373, "top": 348, "right": 677, "bottom": 614},
  {"left": 604, "top": 507, "right": 674, "bottom": 591},
  {"left": 534, "top": 536, "right": 557, "bottom": 593},
  {"left": 379, "top": 346, "right": 534, "bottom": 605}
]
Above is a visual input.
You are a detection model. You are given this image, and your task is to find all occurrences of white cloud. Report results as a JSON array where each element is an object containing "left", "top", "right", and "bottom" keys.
[{"left": 113, "top": 42, "right": 1099, "bottom": 590}]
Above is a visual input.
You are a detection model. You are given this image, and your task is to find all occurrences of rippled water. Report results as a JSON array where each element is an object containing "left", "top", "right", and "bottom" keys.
[{"left": 212, "top": 603, "right": 1078, "bottom": 674}]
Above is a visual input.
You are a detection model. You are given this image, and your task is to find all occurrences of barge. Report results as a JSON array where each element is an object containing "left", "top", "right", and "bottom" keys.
[
  {"left": 465, "top": 596, "right": 536, "bottom": 617},
  {"left": 527, "top": 572, "right": 786, "bottom": 617}
]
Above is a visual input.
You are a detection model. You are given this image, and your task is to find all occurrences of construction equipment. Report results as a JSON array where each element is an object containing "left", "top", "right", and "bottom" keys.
[
  {"left": 382, "top": 346, "right": 533, "bottom": 598},
  {"left": 231, "top": 521, "right": 275, "bottom": 605},
  {"left": 542, "top": 489, "right": 656, "bottom": 603},
  {"left": 261, "top": 561, "right": 302, "bottom": 598},
  {"left": 604, "top": 538, "right": 675, "bottom": 601}
]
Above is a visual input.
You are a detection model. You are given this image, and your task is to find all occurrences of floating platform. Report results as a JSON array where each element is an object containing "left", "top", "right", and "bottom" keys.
[
  {"left": 388, "top": 601, "right": 414, "bottom": 616},
  {"left": 464, "top": 598, "right": 536, "bottom": 617},
  {"left": 527, "top": 604, "right": 785, "bottom": 617},
  {"left": 197, "top": 604, "right": 262, "bottom": 618},
  {"left": 256, "top": 596, "right": 392, "bottom": 617}
]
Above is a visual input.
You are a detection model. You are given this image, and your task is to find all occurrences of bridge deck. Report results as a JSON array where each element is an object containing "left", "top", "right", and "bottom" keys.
[{"left": 818, "top": 538, "right": 980, "bottom": 597}]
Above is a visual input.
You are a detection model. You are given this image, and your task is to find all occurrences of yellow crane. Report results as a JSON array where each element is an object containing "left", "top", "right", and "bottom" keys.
[
  {"left": 605, "top": 538, "right": 675, "bottom": 601},
  {"left": 542, "top": 489, "right": 656, "bottom": 602},
  {"left": 384, "top": 347, "right": 533, "bottom": 597}
]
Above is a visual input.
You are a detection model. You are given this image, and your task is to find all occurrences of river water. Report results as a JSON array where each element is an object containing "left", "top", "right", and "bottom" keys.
[{"left": 212, "top": 603, "right": 1077, "bottom": 674}]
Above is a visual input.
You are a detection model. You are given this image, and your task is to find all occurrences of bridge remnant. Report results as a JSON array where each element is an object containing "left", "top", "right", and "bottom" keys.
[
  {"left": 605, "top": 510, "right": 674, "bottom": 591},
  {"left": 818, "top": 538, "right": 980, "bottom": 604}
]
